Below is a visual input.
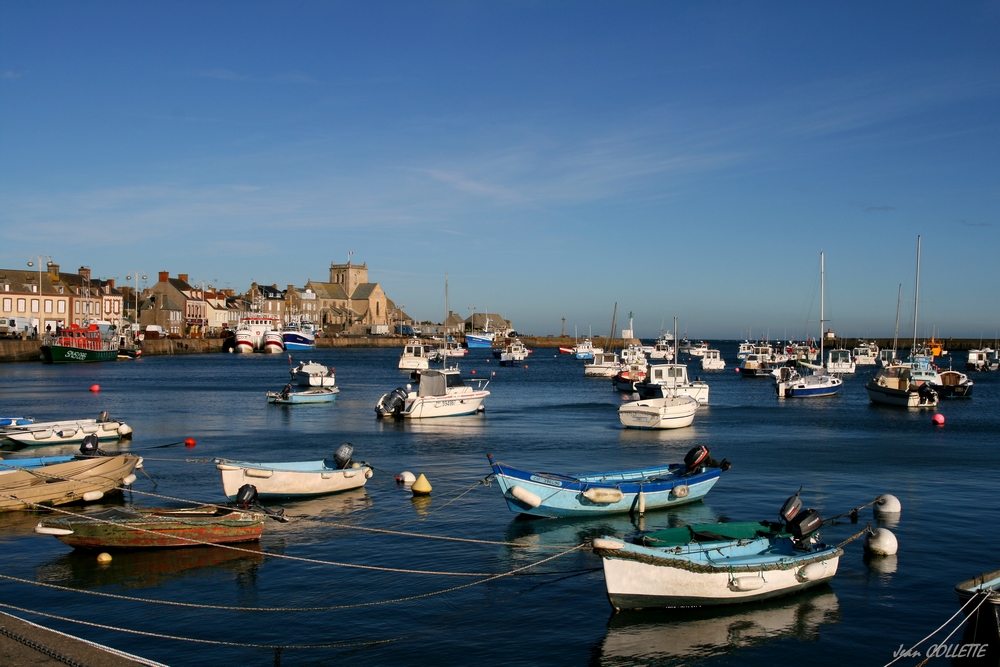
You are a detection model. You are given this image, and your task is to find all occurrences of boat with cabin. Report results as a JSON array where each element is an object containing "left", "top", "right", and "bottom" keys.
[
  {"left": 375, "top": 367, "right": 490, "bottom": 419},
  {"left": 573, "top": 338, "right": 603, "bottom": 360},
  {"left": 486, "top": 447, "right": 726, "bottom": 518},
  {"left": 634, "top": 363, "right": 710, "bottom": 405},
  {"left": 235, "top": 315, "right": 283, "bottom": 354},
  {"left": 853, "top": 341, "right": 879, "bottom": 366},
  {"left": 398, "top": 338, "right": 432, "bottom": 370},
  {"left": 592, "top": 490, "right": 841, "bottom": 610},
  {"left": 40, "top": 323, "right": 120, "bottom": 363},
  {"left": 281, "top": 319, "right": 317, "bottom": 351},
  {"left": 499, "top": 338, "right": 529, "bottom": 367},
  {"left": 267, "top": 385, "right": 339, "bottom": 404},
  {"left": 966, "top": 348, "right": 994, "bottom": 371},
  {"left": 700, "top": 349, "right": 725, "bottom": 370},
  {"left": 584, "top": 352, "right": 622, "bottom": 378},
  {"left": 826, "top": 349, "right": 856, "bottom": 374},
  {"left": 290, "top": 360, "right": 336, "bottom": 387}
]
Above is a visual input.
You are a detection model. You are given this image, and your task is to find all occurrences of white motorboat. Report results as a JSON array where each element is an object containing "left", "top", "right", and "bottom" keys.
[
  {"left": 572, "top": 338, "right": 603, "bottom": 360},
  {"left": 736, "top": 341, "right": 755, "bottom": 360},
  {"left": 618, "top": 395, "right": 698, "bottom": 429},
  {"left": 738, "top": 353, "right": 779, "bottom": 378},
  {"left": 853, "top": 342, "right": 879, "bottom": 366},
  {"left": 687, "top": 341, "right": 709, "bottom": 357},
  {"left": 499, "top": 338, "right": 529, "bottom": 367},
  {"left": 584, "top": 352, "right": 622, "bottom": 378},
  {"left": 216, "top": 444, "right": 371, "bottom": 499},
  {"left": 375, "top": 367, "right": 490, "bottom": 419},
  {"left": 398, "top": 338, "right": 432, "bottom": 370},
  {"left": 290, "top": 360, "right": 336, "bottom": 387},
  {"left": 0, "top": 412, "right": 133, "bottom": 447},
  {"left": 966, "top": 348, "right": 993, "bottom": 371},
  {"left": 700, "top": 349, "right": 725, "bottom": 370},
  {"left": 427, "top": 341, "right": 468, "bottom": 362},
  {"left": 865, "top": 362, "right": 939, "bottom": 407},
  {"left": 826, "top": 349, "right": 856, "bottom": 374},
  {"left": 635, "top": 363, "right": 710, "bottom": 405},
  {"left": 648, "top": 337, "right": 674, "bottom": 361}
]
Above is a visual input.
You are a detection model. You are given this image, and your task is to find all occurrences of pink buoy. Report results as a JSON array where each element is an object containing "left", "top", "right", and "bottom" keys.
[
  {"left": 932, "top": 413, "right": 945, "bottom": 426},
  {"left": 735, "top": 368, "right": 740, "bottom": 373},
  {"left": 89, "top": 384, "right": 100, "bottom": 392},
  {"left": 471, "top": 369, "right": 476, "bottom": 374}
]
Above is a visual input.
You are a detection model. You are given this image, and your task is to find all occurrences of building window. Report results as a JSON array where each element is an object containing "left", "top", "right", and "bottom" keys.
[
  {"left": 44, "top": 299, "right": 52, "bottom": 313},
  {"left": 32, "top": 285, "right": 38, "bottom": 293},
  {"left": 31, "top": 299, "right": 39, "bottom": 313},
  {"left": 57, "top": 301, "right": 66, "bottom": 314},
  {"left": 2, "top": 298, "right": 10, "bottom": 311},
  {"left": 17, "top": 298, "right": 26, "bottom": 313}
]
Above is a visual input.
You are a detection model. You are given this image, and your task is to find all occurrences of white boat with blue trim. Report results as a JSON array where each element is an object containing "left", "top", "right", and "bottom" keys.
[{"left": 216, "top": 444, "right": 372, "bottom": 499}]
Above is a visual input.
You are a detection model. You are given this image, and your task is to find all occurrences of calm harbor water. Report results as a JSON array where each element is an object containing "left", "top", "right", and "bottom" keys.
[{"left": 1, "top": 343, "right": 997, "bottom": 666}]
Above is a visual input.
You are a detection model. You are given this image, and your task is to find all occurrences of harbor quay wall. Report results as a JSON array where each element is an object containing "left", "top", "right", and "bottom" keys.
[{"left": 0, "top": 336, "right": 990, "bottom": 363}]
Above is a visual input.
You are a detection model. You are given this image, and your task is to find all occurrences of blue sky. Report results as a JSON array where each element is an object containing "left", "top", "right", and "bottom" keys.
[{"left": 2, "top": 2, "right": 998, "bottom": 339}]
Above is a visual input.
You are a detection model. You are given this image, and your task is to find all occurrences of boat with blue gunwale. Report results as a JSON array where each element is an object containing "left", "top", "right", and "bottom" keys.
[
  {"left": 486, "top": 447, "right": 727, "bottom": 518},
  {"left": 267, "top": 386, "right": 339, "bottom": 404},
  {"left": 216, "top": 444, "right": 372, "bottom": 499},
  {"left": 954, "top": 568, "right": 1000, "bottom": 634}
]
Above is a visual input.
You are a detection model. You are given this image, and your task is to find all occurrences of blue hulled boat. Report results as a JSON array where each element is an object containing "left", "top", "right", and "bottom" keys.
[
  {"left": 281, "top": 320, "right": 317, "bottom": 351},
  {"left": 487, "top": 447, "right": 727, "bottom": 518}
]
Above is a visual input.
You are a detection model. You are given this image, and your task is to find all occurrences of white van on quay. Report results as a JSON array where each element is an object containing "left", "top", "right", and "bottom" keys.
[{"left": 0, "top": 317, "right": 33, "bottom": 338}]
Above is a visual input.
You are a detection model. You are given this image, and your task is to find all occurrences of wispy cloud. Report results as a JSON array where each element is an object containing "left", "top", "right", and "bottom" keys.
[
  {"left": 2, "top": 70, "right": 24, "bottom": 80},
  {"left": 195, "top": 69, "right": 317, "bottom": 84}
]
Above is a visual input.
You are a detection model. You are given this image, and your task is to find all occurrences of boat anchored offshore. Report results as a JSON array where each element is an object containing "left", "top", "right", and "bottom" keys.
[
  {"left": 487, "top": 447, "right": 729, "bottom": 518},
  {"left": 593, "top": 489, "right": 841, "bottom": 610},
  {"left": 398, "top": 338, "right": 432, "bottom": 371},
  {"left": 618, "top": 394, "right": 699, "bottom": 429},
  {"left": 0, "top": 412, "right": 132, "bottom": 447},
  {"left": 216, "top": 444, "right": 372, "bottom": 499},
  {"left": 375, "top": 367, "right": 489, "bottom": 419},
  {"left": 290, "top": 360, "right": 336, "bottom": 387},
  {"left": 235, "top": 316, "right": 283, "bottom": 353},
  {"left": 267, "top": 385, "right": 339, "bottom": 404}
]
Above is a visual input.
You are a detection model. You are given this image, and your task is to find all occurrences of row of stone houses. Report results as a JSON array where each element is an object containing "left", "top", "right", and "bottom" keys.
[
  {"left": 0, "top": 262, "right": 124, "bottom": 336},
  {"left": 2, "top": 256, "right": 513, "bottom": 339}
]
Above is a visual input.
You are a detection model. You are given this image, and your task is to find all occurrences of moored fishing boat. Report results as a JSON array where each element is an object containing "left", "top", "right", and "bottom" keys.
[
  {"left": 634, "top": 364, "right": 710, "bottom": 405},
  {"left": 281, "top": 319, "right": 317, "bottom": 351},
  {"left": 267, "top": 385, "right": 339, "bottom": 404},
  {"left": 584, "top": 352, "right": 621, "bottom": 378},
  {"left": 700, "top": 349, "right": 725, "bottom": 370},
  {"left": 573, "top": 338, "right": 603, "bottom": 360},
  {"left": 865, "top": 363, "right": 939, "bottom": 407},
  {"left": 486, "top": 446, "right": 728, "bottom": 518},
  {"left": 593, "top": 491, "right": 841, "bottom": 609},
  {"left": 618, "top": 395, "right": 698, "bottom": 429},
  {"left": 34, "top": 505, "right": 264, "bottom": 549},
  {"left": 0, "top": 412, "right": 132, "bottom": 447},
  {"left": 499, "top": 338, "right": 529, "bottom": 367},
  {"left": 932, "top": 369, "right": 974, "bottom": 399},
  {"left": 0, "top": 453, "right": 141, "bottom": 511},
  {"left": 216, "top": 444, "right": 372, "bottom": 499},
  {"left": 375, "top": 367, "right": 489, "bottom": 419},
  {"left": 40, "top": 324, "right": 119, "bottom": 363},
  {"left": 954, "top": 569, "right": 1000, "bottom": 634},
  {"left": 290, "top": 360, "right": 336, "bottom": 387},
  {"left": 398, "top": 338, "right": 432, "bottom": 370},
  {"left": 235, "top": 315, "right": 282, "bottom": 353}
]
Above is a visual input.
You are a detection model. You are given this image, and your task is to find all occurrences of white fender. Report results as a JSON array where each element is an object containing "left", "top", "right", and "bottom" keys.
[
  {"left": 35, "top": 524, "right": 74, "bottom": 536},
  {"left": 731, "top": 576, "right": 765, "bottom": 591},
  {"left": 82, "top": 490, "right": 104, "bottom": 502},
  {"left": 672, "top": 484, "right": 690, "bottom": 498},
  {"left": 637, "top": 491, "right": 646, "bottom": 515},
  {"left": 122, "top": 474, "right": 137, "bottom": 486},
  {"left": 117, "top": 424, "right": 132, "bottom": 437},
  {"left": 592, "top": 538, "right": 625, "bottom": 550},
  {"left": 509, "top": 485, "right": 542, "bottom": 508},
  {"left": 798, "top": 562, "right": 828, "bottom": 581},
  {"left": 583, "top": 488, "right": 624, "bottom": 504}
]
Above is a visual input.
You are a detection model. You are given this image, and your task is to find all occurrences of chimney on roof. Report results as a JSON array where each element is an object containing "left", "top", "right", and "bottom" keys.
[
  {"left": 158, "top": 271, "right": 169, "bottom": 283},
  {"left": 287, "top": 284, "right": 295, "bottom": 293},
  {"left": 178, "top": 273, "right": 188, "bottom": 283},
  {"left": 108, "top": 279, "right": 115, "bottom": 290},
  {"left": 48, "top": 263, "right": 60, "bottom": 278},
  {"left": 78, "top": 266, "right": 91, "bottom": 281}
]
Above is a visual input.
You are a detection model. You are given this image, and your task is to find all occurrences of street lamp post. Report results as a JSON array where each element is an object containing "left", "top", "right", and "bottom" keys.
[
  {"left": 125, "top": 272, "right": 147, "bottom": 331},
  {"left": 396, "top": 304, "right": 405, "bottom": 337},
  {"left": 26, "top": 255, "right": 51, "bottom": 337}
]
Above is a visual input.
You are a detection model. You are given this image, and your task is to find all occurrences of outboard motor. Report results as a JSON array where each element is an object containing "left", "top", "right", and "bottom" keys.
[
  {"left": 97, "top": 411, "right": 110, "bottom": 423},
  {"left": 779, "top": 487, "right": 803, "bottom": 523},
  {"left": 684, "top": 445, "right": 710, "bottom": 470},
  {"left": 917, "top": 383, "right": 937, "bottom": 402},
  {"left": 787, "top": 508, "right": 823, "bottom": 541},
  {"left": 235, "top": 483, "right": 259, "bottom": 508},
  {"left": 79, "top": 434, "right": 102, "bottom": 456},
  {"left": 376, "top": 387, "right": 409, "bottom": 419},
  {"left": 333, "top": 443, "right": 354, "bottom": 469}
]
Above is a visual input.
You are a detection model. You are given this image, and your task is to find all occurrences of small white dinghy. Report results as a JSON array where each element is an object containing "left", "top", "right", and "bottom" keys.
[
  {"left": 216, "top": 444, "right": 372, "bottom": 499},
  {"left": 0, "top": 411, "right": 132, "bottom": 447},
  {"left": 618, "top": 395, "right": 698, "bottom": 430}
]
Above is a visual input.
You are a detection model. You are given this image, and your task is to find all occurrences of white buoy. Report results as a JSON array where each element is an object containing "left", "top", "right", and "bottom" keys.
[
  {"left": 637, "top": 491, "right": 646, "bottom": 515},
  {"left": 874, "top": 494, "right": 901, "bottom": 517},
  {"left": 864, "top": 527, "right": 898, "bottom": 556},
  {"left": 396, "top": 471, "right": 416, "bottom": 484}
]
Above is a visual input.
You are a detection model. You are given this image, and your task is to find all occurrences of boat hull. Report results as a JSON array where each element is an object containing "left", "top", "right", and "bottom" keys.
[
  {"left": 267, "top": 388, "right": 339, "bottom": 404},
  {"left": 488, "top": 456, "right": 720, "bottom": 518},
  {"left": 0, "top": 455, "right": 140, "bottom": 511},
  {"left": 864, "top": 381, "right": 938, "bottom": 407},
  {"left": 218, "top": 461, "right": 373, "bottom": 499},
  {"left": 465, "top": 333, "right": 495, "bottom": 348},
  {"left": 1, "top": 419, "right": 130, "bottom": 446},
  {"left": 402, "top": 390, "right": 489, "bottom": 418},
  {"left": 40, "top": 345, "right": 119, "bottom": 363},
  {"left": 618, "top": 397, "right": 698, "bottom": 429}
]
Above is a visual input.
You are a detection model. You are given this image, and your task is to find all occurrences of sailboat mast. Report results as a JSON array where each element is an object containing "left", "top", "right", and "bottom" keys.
[
  {"left": 892, "top": 283, "right": 902, "bottom": 357},
  {"left": 912, "top": 235, "right": 921, "bottom": 355},
  {"left": 820, "top": 252, "right": 825, "bottom": 366}
]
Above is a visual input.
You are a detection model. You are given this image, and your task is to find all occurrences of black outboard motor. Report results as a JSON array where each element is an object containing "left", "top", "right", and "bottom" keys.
[
  {"left": 779, "top": 487, "right": 803, "bottom": 523},
  {"left": 787, "top": 508, "right": 823, "bottom": 541},
  {"left": 333, "top": 443, "right": 354, "bottom": 469},
  {"left": 376, "top": 387, "right": 409, "bottom": 419},
  {"left": 684, "top": 446, "right": 732, "bottom": 473},
  {"left": 235, "top": 483, "right": 259, "bottom": 508},
  {"left": 79, "top": 434, "right": 102, "bottom": 456},
  {"left": 97, "top": 411, "right": 110, "bottom": 423},
  {"left": 917, "top": 383, "right": 937, "bottom": 402}
]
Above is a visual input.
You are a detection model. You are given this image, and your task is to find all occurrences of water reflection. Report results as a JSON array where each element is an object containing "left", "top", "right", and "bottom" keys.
[
  {"left": 597, "top": 588, "right": 841, "bottom": 666},
  {"left": 34, "top": 543, "right": 264, "bottom": 591}
]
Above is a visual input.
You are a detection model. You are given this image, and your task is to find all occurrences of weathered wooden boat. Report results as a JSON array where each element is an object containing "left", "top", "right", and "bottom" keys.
[
  {"left": 0, "top": 412, "right": 132, "bottom": 446},
  {"left": 954, "top": 569, "right": 1000, "bottom": 635},
  {"left": 487, "top": 447, "right": 727, "bottom": 518},
  {"left": 0, "top": 454, "right": 141, "bottom": 511},
  {"left": 618, "top": 395, "right": 698, "bottom": 430},
  {"left": 216, "top": 444, "right": 372, "bottom": 499},
  {"left": 266, "top": 386, "right": 339, "bottom": 404},
  {"left": 34, "top": 505, "right": 264, "bottom": 549},
  {"left": 593, "top": 492, "right": 840, "bottom": 609}
]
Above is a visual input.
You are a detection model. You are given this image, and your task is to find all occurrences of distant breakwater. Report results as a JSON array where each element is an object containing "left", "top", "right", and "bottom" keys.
[{"left": 0, "top": 336, "right": 988, "bottom": 363}]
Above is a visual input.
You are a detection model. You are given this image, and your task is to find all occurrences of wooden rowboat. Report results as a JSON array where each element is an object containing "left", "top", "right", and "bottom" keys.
[
  {"left": 0, "top": 454, "right": 141, "bottom": 511},
  {"left": 35, "top": 505, "right": 264, "bottom": 549}
]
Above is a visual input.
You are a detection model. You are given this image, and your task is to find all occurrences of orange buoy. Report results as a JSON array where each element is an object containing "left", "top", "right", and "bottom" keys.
[
  {"left": 184, "top": 438, "right": 197, "bottom": 448},
  {"left": 89, "top": 384, "right": 100, "bottom": 392}
]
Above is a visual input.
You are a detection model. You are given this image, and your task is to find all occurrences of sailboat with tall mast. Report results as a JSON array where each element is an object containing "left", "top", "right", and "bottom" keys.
[
  {"left": 865, "top": 236, "right": 939, "bottom": 408},
  {"left": 775, "top": 252, "right": 843, "bottom": 398}
]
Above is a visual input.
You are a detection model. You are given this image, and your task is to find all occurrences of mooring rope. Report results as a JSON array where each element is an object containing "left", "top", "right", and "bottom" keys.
[
  {"left": 836, "top": 525, "right": 871, "bottom": 548},
  {"left": 0, "top": 544, "right": 588, "bottom": 613},
  {"left": 823, "top": 498, "right": 880, "bottom": 525},
  {"left": 0, "top": 601, "right": 404, "bottom": 650},
  {"left": 322, "top": 521, "right": 575, "bottom": 549},
  {"left": 882, "top": 590, "right": 993, "bottom": 667}
]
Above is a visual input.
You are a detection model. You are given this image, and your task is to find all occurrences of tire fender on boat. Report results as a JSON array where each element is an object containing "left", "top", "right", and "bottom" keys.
[{"left": 509, "top": 485, "right": 542, "bottom": 508}]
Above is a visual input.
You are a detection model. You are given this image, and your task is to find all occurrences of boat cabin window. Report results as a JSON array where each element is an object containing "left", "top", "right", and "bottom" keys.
[{"left": 445, "top": 373, "right": 465, "bottom": 388}]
